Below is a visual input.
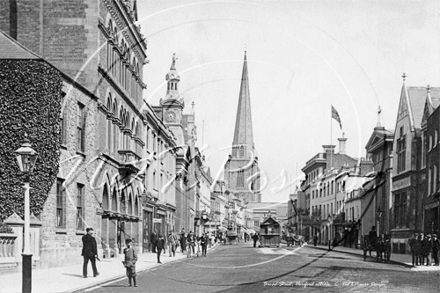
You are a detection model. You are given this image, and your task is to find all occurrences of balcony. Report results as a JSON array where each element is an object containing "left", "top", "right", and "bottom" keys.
[{"left": 118, "top": 149, "right": 140, "bottom": 176}]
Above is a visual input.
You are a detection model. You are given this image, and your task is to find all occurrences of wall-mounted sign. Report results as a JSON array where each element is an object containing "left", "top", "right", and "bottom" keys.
[{"left": 153, "top": 218, "right": 162, "bottom": 223}]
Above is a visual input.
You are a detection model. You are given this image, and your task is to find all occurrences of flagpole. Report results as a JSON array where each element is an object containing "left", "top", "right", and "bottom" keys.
[{"left": 330, "top": 105, "right": 333, "bottom": 170}]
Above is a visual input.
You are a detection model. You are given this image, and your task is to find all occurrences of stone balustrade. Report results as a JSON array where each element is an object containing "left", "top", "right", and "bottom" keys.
[{"left": 0, "top": 233, "right": 17, "bottom": 263}]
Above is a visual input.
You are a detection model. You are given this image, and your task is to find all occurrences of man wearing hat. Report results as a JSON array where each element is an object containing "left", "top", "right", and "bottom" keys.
[
  {"left": 421, "top": 233, "right": 432, "bottom": 266},
  {"left": 409, "top": 233, "right": 418, "bottom": 266},
  {"left": 415, "top": 233, "right": 422, "bottom": 266},
  {"left": 432, "top": 234, "right": 439, "bottom": 266}
]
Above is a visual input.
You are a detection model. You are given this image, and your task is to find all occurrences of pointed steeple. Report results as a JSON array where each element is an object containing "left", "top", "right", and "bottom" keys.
[{"left": 232, "top": 51, "right": 255, "bottom": 158}]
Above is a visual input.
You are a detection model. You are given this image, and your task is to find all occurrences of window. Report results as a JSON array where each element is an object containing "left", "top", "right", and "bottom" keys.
[
  {"left": 56, "top": 179, "right": 66, "bottom": 228},
  {"left": 253, "top": 221, "right": 260, "bottom": 227},
  {"left": 77, "top": 103, "right": 86, "bottom": 152},
  {"left": 77, "top": 183, "right": 84, "bottom": 230},
  {"left": 60, "top": 93, "right": 67, "bottom": 145},
  {"left": 429, "top": 135, "right": 433, "bottom": 151},
  {"left": 239, "top": 146, "right": 244, "bottom": 158},
  {"left": 394, "top": 192, "right": 407, "bottom": 228},
  {"left": 397, "top": 126, "right": 406, "bottom": 173},
  {"left": 237, "top": 169, "right": 244, "bottom": 187}
]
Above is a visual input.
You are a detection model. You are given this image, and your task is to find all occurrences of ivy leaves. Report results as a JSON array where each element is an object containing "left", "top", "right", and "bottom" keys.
[{"left": 0, "top": 60, "right": 62, "bottom": 222}]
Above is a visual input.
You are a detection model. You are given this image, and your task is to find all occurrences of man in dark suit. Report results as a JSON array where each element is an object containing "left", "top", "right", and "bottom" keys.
[
  {"left": 151, "top": 229, "right": 158, "bottom": 253},
  {"left": 82, "top": 227, "right": 99, "bottom": 278},
  {"left": 156, "top": 235, "right": 165, "bottom": 264},
  {"left": 432, "top": 234, "right": 439, "bottom": 266},
  {"left": 252, "top": 233, "right": 259, "bottom": 248},
  {"left": 409, "top": 233, "right": 418, "bottom": 266}
]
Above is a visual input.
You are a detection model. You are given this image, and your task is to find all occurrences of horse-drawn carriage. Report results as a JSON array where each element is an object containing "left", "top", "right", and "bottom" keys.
[
  {"left": 363, "top": 234, "right": 391, "bottom": 263},
  {"left": 225, "top": 231, "right": 238, "bottom": 245},
  {"left": 285, "top": 234, "right": 305, "bottom": 247}
]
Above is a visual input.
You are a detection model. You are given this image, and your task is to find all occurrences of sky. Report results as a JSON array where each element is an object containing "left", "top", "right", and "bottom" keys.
[{"left": 135, "top": 0, "right": 440, "bottom": 203}]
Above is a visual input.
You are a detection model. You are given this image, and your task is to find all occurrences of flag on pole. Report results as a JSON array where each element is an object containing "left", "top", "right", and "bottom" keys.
[{"left": 331, "top": 105, "right": 342, "bottom": 130}]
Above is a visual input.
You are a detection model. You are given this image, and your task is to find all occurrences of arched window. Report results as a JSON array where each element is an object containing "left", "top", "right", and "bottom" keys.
[
  {"left": 134, "top": 196, "right": 139, "bottom": 217},
  {"left": 128, "top": 193, "right": 133, "bottom": 215},
  {"left": 120, "top": 191, "right": 126, "bottom": 214},
  {"left": 102, "top": 185, "right": 109, "bottom": 210},
  {"left": 237, "top": 169, "right": 244, "bottom": 187},
  {"left": 111, "top": 189, "right": 117, "bottom": 211},
  {"left": 107, "top": 95, "right": 112, "bottom": 151}
]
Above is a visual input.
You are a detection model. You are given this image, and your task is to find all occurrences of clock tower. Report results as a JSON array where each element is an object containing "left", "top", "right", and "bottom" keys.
[{"left": 160, "top": 53, "right": 185, "bottom": 146}]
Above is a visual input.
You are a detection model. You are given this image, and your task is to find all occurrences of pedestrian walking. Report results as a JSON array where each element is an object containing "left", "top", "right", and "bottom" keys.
[
  {"left": 409, "top": 233, "right": 418, "bottom": 266},
  {"left": 81, "top": 227, "right": 99, "bottom": 278},
  {"left": 123, "top": 238, "right": 137, "bottom": 287},
  {"left": 252, "top": 233, "right": 259, "bottom": 248},
  {"left": 432, "top": 234, "right": 439, "bottom": 266},
  {"left": 168, "top": 231, "right": 177, "bottom": 257},
  {"left": 187, "top": 231, "right": 196, "bottom": 257},
  {"left": 313, "top": 235, "right": 318, "bottom": 247},
  {"left": 200, "top": 233, "right": 208, "bottom": 257},
  {"left": 156, "top": 235, "right": 165, "bottom": 264},
  {"left": 151, "top": 229, "right": 158, "bottom": 253},
  {"left": 180, "top": 230, "right": 187, "bottom": 253}
]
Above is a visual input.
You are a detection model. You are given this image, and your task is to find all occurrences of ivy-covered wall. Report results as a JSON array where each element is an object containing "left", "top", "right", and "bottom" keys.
[{"left": 0, "top": 59, "right": 62, "bottom": 222}]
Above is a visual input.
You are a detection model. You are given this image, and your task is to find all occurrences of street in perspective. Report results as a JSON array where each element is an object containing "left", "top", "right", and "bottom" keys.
[{"left": 0, "top": 1, "right": 440, "bottom": 292}]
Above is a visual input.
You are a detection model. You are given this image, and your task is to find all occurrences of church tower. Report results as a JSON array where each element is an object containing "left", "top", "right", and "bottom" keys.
[{"left": 224, "top": 52, "right": 261, "bottom": 203}]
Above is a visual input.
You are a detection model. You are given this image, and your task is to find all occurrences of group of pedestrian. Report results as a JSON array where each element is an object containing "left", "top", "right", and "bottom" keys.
[
  {"left": 177, "top": 228, "right": 211, "bottom": 257},
  {"left": 409, "top": 232, "right": 440, "bottom": 266}
]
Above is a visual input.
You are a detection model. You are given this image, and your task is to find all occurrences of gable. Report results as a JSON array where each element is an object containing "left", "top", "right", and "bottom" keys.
[
  {"left": 397, "top": 86, "right": 409, "bottom": 122},
  {"left": 421, "top": 99, "right": 431, "bottom": 128},
  {"left": 261, "top": 216, "right": 279, "bottom": 226}
]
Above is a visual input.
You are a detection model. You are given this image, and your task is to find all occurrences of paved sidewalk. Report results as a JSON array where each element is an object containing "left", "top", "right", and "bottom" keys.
[
  {"left": 0, "top": 244, "right": 217, "bottom": 293},
  {"left": 308, "top": 243, "right": 440, "bottom": 272}
]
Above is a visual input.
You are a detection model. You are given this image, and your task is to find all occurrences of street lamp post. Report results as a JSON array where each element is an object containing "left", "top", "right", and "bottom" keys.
[{"left": 15, "top": 134, "right": 38, "bottom": 293}]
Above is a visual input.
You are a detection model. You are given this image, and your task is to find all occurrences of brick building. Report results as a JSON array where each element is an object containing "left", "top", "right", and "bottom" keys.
[
  {"left": 0, "top": 29, "right": 105, "bottom": 269},
  {"left": 0, "top": 0, "right": 150, "bottom": 267}
]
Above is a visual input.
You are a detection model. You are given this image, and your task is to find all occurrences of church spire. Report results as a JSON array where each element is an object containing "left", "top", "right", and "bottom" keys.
[{"left": 232, "top": 51, "right": 255, "bottom": 158}]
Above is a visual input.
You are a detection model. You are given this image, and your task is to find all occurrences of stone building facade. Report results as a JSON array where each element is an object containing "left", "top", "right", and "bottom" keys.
[
  {"left": 422, "top": 86, "right": 440, "bottom": 238},
  {"left": 390, "top": 78, "right": 438, "bottom": 253}
]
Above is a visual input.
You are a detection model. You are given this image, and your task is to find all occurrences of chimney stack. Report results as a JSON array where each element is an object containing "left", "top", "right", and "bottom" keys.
[
  {"left": 338, "top": 133, "right": 347, "bottom": 155},
  {"left": 322, "top": 145, "right": 336, "bottom": 156}
]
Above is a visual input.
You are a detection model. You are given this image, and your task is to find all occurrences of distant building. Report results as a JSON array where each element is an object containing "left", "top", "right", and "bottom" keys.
[
  {"left": 301, "top": 135, "right": 373, "bottom": 246},
  {"left": 364, "top": 114, "right": 394, "bottom": 239}
]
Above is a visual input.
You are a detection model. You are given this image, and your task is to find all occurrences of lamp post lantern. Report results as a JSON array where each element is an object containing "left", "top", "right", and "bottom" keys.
[{"left": 14, "top": 134, "right": 38, "bottom": 293}]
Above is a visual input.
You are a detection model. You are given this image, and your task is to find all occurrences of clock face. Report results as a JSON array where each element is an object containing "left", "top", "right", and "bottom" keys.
[{"left": 166, "top": 111, "right": 176, "bottom": 122}]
